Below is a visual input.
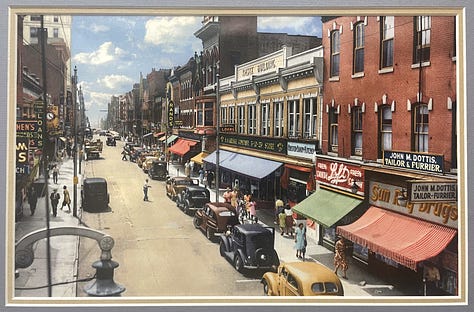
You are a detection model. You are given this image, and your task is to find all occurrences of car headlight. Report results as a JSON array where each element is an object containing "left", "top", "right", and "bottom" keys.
[{"left": 260, "top": 254, "right": 267, "bottom": 261}]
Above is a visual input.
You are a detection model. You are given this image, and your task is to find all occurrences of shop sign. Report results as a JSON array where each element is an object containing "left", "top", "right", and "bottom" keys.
[
  {"left": 369, "top": 181, "right": 457, "bottom": 228},
  {"left": 219, "top": 133, "right": 286, "bottom": 154},
  {"left": 168, "top": 100, "right": 174, "bottom": 127},
  {"left": 287, "top": 141, "right": 318, "bottom": 160},
  {"left": 220, "top": 124, "right": 235, "bottom": 133},
  {"left": 236, "top": 52, "right": 284, "bottom": 81},
  {"left": 17, "top": 120, "right": 42, "bottom": 149},
  {"left": 315, "top": 158, "right": 364, "bottom": 194},
  {"left": 16, "top": 137, "right": 29, "bottom": 174},
  {"left": 409, "top": 181, "right": 457, "bottom": 202},
  {"left": 383, "top": 150, "right": 444, "bottom": 174}
]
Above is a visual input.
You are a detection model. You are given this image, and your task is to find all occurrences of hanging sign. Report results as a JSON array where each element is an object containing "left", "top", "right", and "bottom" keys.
[{"left": 383, "top": 150, "right": 444, "bottom": 174}]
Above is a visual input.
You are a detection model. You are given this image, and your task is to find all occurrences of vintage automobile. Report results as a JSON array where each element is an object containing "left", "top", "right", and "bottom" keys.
[
  {"left": 165, "top": 176, "right": 197, "bottom": 201},
  {"left": 106, "top": 136, "right": 116, "bottom": 146},
  {"left": 142, "top": 156, "right": 160, "bottom": 173},
  {"left": 176, "top": 185, "right": 210, "bottom": 215},
  {"left": 81, "top": 177, "right": 110, "bottom": 212},
  {"left": 219, "top": 223, "right": 280, "bottom": 273},
  {"left": 261, "top": 262, "right": 344, "bottom": 296},
  {"left": 148, "top": 160, "right": 168, "bottom": 180},
  {"left": 193, "top": 202, "right": 239, "bottom": 241}
]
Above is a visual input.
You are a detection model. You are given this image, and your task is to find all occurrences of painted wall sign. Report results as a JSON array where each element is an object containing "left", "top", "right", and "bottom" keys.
[
  {"left": 287, "top": 141, "right": 318, "bottom": 160},
  {"left": 168, "top": 100, "right": 174, "bottom": 127},
  {"left": 383, "top": 150, "right": 444, "bottom": 173},
  {"left": 16, "top": 120, "right": 42, "bottom": 149},
  {"left": 409, "top": 181, "right": 457, "bottom": 202},
  {"left": 315, "top": 158, "right": 364, "bottom": 195},
  {"left": 369, "top": 181, "right": 457, "bottom": 229},
  {"left": 219, "top": 133, "right": 287, "bottom": 154},
  {"left": 236, "top": 52, "right": 285, "bottom": 81},
  {"left": 16, "top": 137, "right": 29, "bottom": 174}
]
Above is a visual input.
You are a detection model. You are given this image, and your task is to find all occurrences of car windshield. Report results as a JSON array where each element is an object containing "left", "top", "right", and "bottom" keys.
[
  {"left": 311, "top": 282, "right": 339, "bottom": 294},
  {"left": 191, "top": 191, "right": 208, "bottom": 198},
  {"left": 176, "top": 180, "right": 193, "bottom": 185}
]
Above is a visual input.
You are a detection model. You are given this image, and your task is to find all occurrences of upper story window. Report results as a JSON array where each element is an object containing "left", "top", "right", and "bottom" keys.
[
  {"left": 53, "top": 16, "right": 59, "bottom": 22},
  {"left": 353, "top": 22, "right": 365, "bottom": 74},
  {"left": 53, "top": 28, "right": 59, "bottom": 38},
  {"left": 328, "top": 107, "right": 338, "bottom": 152},
  {"left": 274, "top": 101, "right": 284, "bottom": 137},
  {"left": 247, "top": 104, "right": 257, "bottom": 135},
  {"left": 261, "top": 102, "right": 270, "bottom": 136},
  {"left": 30, "top": 27, "right": 39, "bottom": 38},
  {"left": 414, "top": 16, "right": 431, "bottom": 64},
  {"left": 30, "top": 15, "right": 41, "bottom": 21},
  {"left": 204, "top": 102, "right": 213, "bottom": 126},
  {"left": 413, "top": 103, "right": 429, "bottom": 152},
  {"left": 330, "top": 31, "right": 340, "bottom": 77},
  {"left": 303, "top": 97, "right": 317, "bottom": 139},
  {"left": 220, "top": 106, "right": 227, "bottom": 124},
  {"left": 381, "top": 16, "right": 394, "bottom": 69},
  {"left": 351, "top": 106, "right": 363, "bottom": 156},
  {"left": 237, "top": 105, "right": 245, "bottom": 134},
  {"left": 379, "top": 105, "right": 393, "bottom": 158},
  {"left": 288, "top": 100, "right": 300, "bottom": 138},
  {"left": 229, "top": 106, "right": 235, "bottom": 125}
]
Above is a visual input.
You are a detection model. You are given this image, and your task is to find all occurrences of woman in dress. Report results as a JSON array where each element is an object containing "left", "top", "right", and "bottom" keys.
[
  {"left": 334, "top": 237, "right": 348, "bottom": 279},
  {"left": 294, "top": 223, "right": 306, "bottom": 260}
]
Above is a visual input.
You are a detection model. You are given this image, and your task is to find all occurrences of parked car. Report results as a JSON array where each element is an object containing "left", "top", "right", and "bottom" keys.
[
  {"left": 193, "top": 202, "right": 239, "bottom": 241},
  {"left": 261, "top": 262, "right": 344, "bottom": 296},
  {"left": 219, "top": 223, "right": 280, "bottom": 273},
  {"left": 176, "top": 185, "right": 210, "bottom": 215},
  {"left": 106, "top": 136, "right": 116, "bottom": 146},
  {"left": 142, "top": 156, "right": 159, "bottom": 173},
  {"left": 165, "top": 176, "right": 197, "bottom": 201},
  {"left": 148, "top": 160, "right": 168, "bottom": 180},
  {"left": 81, "top": 177, "right": 110, "bottom": 212}
]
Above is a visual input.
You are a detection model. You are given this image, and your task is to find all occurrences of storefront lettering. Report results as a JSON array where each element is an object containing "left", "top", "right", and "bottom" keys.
[
  {"left": 220, "top": 133, "right": 286, "bottom": 154},
  {"left": 383, "top": 151, "right": 444, "bottom": 173}
]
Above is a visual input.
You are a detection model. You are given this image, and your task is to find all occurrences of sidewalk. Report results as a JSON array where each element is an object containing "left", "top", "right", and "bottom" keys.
[
  {"left": 14, "top": 156, "right": 82, "bottom": 297},
  {"left": 168, "top": 162, "right": 416, "bottom": 297}
]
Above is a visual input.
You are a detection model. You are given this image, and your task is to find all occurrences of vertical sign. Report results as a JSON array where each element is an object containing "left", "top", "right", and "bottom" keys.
[{"left": 168, "top": 100, "right": 174, "bottom": 127}]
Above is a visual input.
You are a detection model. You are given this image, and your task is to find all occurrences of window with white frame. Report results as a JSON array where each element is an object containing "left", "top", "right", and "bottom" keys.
[
  {"left": 288, "top": 99, "right": 300, "bottom": 138},
  {"left": 248, "top": 104, "right": 257, "bottom": 135},
  {"left": 274, "top": 101, "right": 284, "bottom": 137},
  {"left": 261, "top": 102, "right": 270, "bottom": 136},
  {"left": 351, "top": 106, "right": 363, "bottom": 156},
  {"left": 237, "top": 105, "right": 245, "bottom": 134},
  {"left": 379, "top": 105, "right": 392, "bottom": 158},
  {"left": 303, "top": 97, "right": 317, "bottom": 138},
  {"left": 330, "top": 31, "right": 340, "bottom": 77},
  {"left": 414, "top": 16, "right": 431, "bottom": 64},
  {"left": 413, "top": 103, "right": 429, "bottom": 152},
  {"left": 381, "top": 16, "right": 394, "bottom": 69},
  {"left": 353, "top": 22, "right": 365, "bottom": 74},
  {"left": 53, "top": 28, "right": 59, "bottom": 38},
  {"left": 220, "top": 106, "right": 228, "bottom": 124},
  {"left": 329, "top": 107, "right": 338, "bottom": 152},
  {"left": 229, "top": 105, "right": 235, "bottom": 125},
  {"left": 30, "top": 27, "right": 39, "bottom": 38}
]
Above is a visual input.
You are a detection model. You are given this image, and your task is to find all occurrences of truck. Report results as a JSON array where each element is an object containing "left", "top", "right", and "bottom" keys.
[{"left": 84, "top": 138, "right": 103, "bottom": 159}]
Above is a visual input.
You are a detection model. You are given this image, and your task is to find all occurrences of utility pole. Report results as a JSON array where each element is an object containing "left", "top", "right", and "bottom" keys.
[
  {"left": 215, "top": 73, "right": 220, "bottom": 202},
  {"left": 72, "top": 66, "right": 78, "bottom": 217}
]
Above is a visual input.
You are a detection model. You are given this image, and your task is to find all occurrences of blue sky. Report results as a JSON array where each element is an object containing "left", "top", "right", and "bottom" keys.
[{"left": 71, "top": 16, "right": 322, "bottom": 128}]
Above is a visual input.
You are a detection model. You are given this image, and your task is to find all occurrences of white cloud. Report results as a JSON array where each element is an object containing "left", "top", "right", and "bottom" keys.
[
  {"left": 144, "top": 16, "right": 202, "bottom": 53},
  {"left": 258, "top": 17, "right": 321, "bottom": 36},
  {"left": 73, "top": 42, "right": 126, "bottom": 65},
  {"left": 89, "top": 23, "right": 110, "bottom": 33},
  {"left": 97, "top": 74, "right": 134, "bottom": 90}
]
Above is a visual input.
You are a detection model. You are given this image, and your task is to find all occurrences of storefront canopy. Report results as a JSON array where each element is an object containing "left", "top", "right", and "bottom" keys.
[
  {"left": 204, "top": 150, "right": 282, "bottom": 179},
  {"left": 168, "top": 138, "right": 198, "bottom": 157},
  {"left": 160, "top": 134, "right": 178, "bottom": 144},
  {"left": 292, "top": 188, "right": 362, "bottom": 228},
  {"left": 337, "top": 206, "right": 457, "bottom": 271},
  {"left": 190, "top": 151, "right": 209, "bottom": 165}
]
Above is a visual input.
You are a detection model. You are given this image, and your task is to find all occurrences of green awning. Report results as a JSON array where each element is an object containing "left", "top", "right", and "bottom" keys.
[
  {"left": 165, "top": 135, "right": 178, "bottom": 145},
  {"left": 293, "top": 188, "right": 362, "bottom": 228}
]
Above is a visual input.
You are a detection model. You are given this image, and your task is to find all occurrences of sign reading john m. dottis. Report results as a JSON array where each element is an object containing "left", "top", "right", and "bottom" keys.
[{"left": 383, "top": 151, "right": 444, "bottom": 173}]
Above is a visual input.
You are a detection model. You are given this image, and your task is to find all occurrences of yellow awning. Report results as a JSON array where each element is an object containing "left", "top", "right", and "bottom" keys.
[{"left": 191, "top": 151, "right": 209, "bottom": 165}]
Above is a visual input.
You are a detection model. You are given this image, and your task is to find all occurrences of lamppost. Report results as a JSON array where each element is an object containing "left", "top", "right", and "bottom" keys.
[
  {"left": 215, "top": 73, "right": 220, "bottom": 202},
  {"left": 72, "top": 66, "right": 78, "bottom": 217}
]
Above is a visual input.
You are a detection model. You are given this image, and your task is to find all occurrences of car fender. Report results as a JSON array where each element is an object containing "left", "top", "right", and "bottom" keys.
[
  {"left": 235, "top": 248, "right": 247, "bottom": 266},
  {"left": 261, "top": 272, "right": 279, "bottom": 296},
  {"left": 219, "top": 234, "right": 232, "bottom": 252}
]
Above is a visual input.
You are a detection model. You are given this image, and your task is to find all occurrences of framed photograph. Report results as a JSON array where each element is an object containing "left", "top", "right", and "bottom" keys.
[{"left": 2, "top": 0, "right": 472, "bottom": 311}]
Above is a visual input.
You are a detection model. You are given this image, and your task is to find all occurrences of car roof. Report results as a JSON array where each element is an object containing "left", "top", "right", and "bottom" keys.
[
  {"left": 186, "top": 185, "right": 209, "bottom": 192},
  {"left": 235, "top": 223, "right": 272, "bottom": 234},
  {"left": 282, "top": 262, "right": 342, "bottom": 285},
  {"left": 206, "top": 202, "right": 235, "bottom": 212},
  {"left": 83, "top": 177, "right": 107, "bottom": 185}
]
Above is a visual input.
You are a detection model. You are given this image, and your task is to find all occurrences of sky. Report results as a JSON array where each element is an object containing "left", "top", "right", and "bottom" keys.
[{"left": 71, "top": 16, "right": 322, "bottom": 128}]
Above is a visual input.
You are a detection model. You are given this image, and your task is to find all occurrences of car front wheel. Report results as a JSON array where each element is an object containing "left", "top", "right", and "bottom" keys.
[
  {"left": 193, "top": 217, "right": 201, "bottom": 229},
  {"left": 219, "top": 241, "right": 226, "bottom": 257},
  {"left": 234, "top": 254, "right": 244, "bottom": 272}
]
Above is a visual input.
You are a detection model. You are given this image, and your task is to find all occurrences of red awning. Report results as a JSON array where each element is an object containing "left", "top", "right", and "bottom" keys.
[
  {"left": 168, "top": 138, "right": 198, "bottom": 157},
  {"left": 337, "top": 206, "right": 456, "bottom": 271},
  {"left": 153, "top": 132, "right": 165, "bottom": 138}
]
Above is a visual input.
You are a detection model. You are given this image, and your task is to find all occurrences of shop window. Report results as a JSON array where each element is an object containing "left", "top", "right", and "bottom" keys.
[
  {"left": 378, "top": 105, "right": 392, "bottom": 158},
  {"left": 303, "top": 97, "right": 317, "bottom": 139},
  {"left": 351, "top": 106, "right": 363, "bottom": 156},
  {"left": 274, "top": 101, "right": 284, "bottom": 137},
  {"left": 237, "top": 105, "right": 245, "bottom": 134},
  {"left": 353, "top": 22, "right": 365, "bottom": 74},
  {"left": 288, "top": 100, "right": 300, "bottom": 138},
  {"left": 248, "top": 104, "right": 257, "bottom": 135},
  {"left": 380, "top": 16, "right": 394, "bottom": 69},
  {"left": 330, "top": 31, "right": 340, "bottom": 77},
  {"left": 414, "top": 16, "right": 431, "bottom": 64},
  {"left": 328, "top": 107, "right": 338, "bottom": 152},
  {"left": 413, "top": 103, "right": 429, "bottom": 152},
  {"left": 261, "top": 103, "right": 270, "bottom": 136}
]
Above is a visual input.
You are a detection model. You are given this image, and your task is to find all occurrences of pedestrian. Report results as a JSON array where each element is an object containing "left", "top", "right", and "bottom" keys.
[
  {"left": 247, "top": 195, "right": 257, "bottom": 222},
  {"left": 50, "top": 189, "right": 60, "bottom": 217},
  {"left": 121, "top": 149, "right": 127, "bottom": 160},
  {"left": 274, "top": 198, "right": 284, "bottom": 224},
  {"left": 184, "top": 160, "right": 191, "bottom": 177},
  {"left": 284, "top": 205, "right": 294, "bottom": 237},
  {"left": 295, "top": 223, "right": 307, "bottom": 260},
  {"left": 198, "top": 168, "right": 204, "bottom": 185},
  {"left": 189, "top": 160, "right": 195, "bottom": 176},
  {"left": 206, "top": 170, "right": 214, "bottom": 188},
  {"left": 52, "top": 165, "right": 59, "bottom": 184},
  {"left": 230, "top": 187, "right": 238, "bottom": 208},
  {"left": 334, "top": 237, "right": 348, "bottom": 279},
  {"left": 278, "top": 210, "right": 287, "bottom": 236},
  {"left": 27, "top": 186, "right": 37, "bottom": 216},
  {"left": 223, "top": 187, "right": 232, "bottom": 203},
  {"left": 61, "top": 185, "right": 71, "bottom": 212},
  {"left": 143, "top": 178, "right": 151, "bottom": 201}
]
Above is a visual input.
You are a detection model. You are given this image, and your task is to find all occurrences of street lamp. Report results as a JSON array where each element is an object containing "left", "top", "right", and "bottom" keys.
[{"left": 215, "top": 73, "right": 220, "bottom": 202}]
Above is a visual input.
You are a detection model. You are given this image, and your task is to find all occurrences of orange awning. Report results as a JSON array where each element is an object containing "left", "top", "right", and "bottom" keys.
[
  {"left": 337, "top": 206, "right": 456, "bottom": 271},
  {"left": 168, "top": 138, "right": 198, "bottom": 157}
]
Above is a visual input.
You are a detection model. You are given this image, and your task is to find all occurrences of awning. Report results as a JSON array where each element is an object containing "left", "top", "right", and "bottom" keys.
[
  {"left": 160, "top": 134, "right": 178, "bottom": 144},
  {"left": 204, "top": 150, "right": 282, "bottom": 179},
  {"left": 168, "top": 138, "right": 198, "bottom": 157},
  {"left": 337, "top": 206, "right": 457, "bottom": 271},
  {"left": 190, "top": 151, "right": 209, "bottom": 165},
  {"left": 153, "top": 132, "right": 165, "bottom": 138},
  {"left": 292, "top": 188, "right": 362, "bottom": 228}
]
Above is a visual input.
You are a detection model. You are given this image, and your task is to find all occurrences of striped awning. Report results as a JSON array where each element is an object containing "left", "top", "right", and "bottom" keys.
[{"left": 337, "top": 206, "right": 457, "bottom": 271}]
